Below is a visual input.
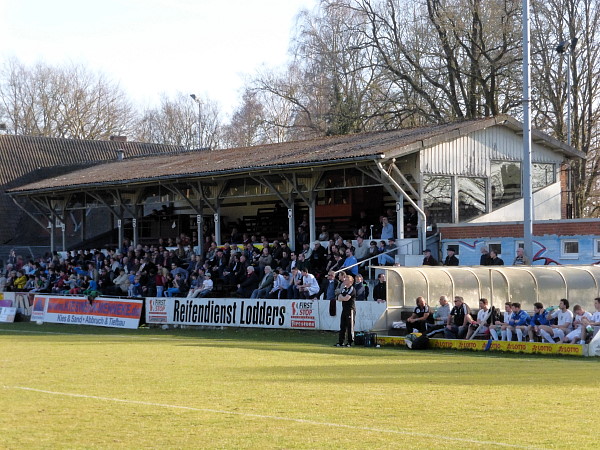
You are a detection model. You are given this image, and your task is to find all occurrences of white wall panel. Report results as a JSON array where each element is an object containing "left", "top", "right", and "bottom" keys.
[{"left": 421, "top": 125, "right": 565, "bottom": 177}]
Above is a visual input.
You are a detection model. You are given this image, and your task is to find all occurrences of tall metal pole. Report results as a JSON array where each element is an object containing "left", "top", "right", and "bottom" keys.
[
  {"left": 190, "top": 94, "right": 201, "bottom": 149},
  {"left": 567, "top": 50, "right": 572, "bottom": 147},
  {"left": 522, "top": 0, "right": 533, "bottom": 261},
  {"left": 556, "top": 38, "right": 577, "bottom": 147}
]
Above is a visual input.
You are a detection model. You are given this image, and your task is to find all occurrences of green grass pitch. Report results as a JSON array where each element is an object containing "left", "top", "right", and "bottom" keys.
[{"left": 1, "top": 323, "right": 598, "bottom": 449}]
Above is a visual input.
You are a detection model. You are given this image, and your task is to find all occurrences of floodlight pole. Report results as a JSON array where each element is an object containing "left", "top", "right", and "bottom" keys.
[
  {"left": 190, "top": 94, "right": 201, "bottom": 149},
  {"left": 556, "top": 38, "right": 577, "bottom": 147},
  {"left": 522, "top": 0, "right": 533, "bottom": 262}
]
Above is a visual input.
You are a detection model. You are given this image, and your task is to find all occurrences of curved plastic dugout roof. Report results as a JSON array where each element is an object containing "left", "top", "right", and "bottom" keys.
[{"left": 385, "top": 265, "right": 600, "bottom": 312}]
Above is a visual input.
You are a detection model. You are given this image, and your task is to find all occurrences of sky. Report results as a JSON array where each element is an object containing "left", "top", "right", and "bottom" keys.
[{"left": 0, "top": 0, "right": 317, "bottom": 117}]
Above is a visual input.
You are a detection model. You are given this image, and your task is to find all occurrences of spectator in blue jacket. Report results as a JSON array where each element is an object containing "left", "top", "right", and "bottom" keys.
[
  {"left": 506, "top": 302, "right": 530, "bottom": 341},
  {"left": 528, "top": 302, "right": 550, "bottom": 342},
  {"left": 341, "top": 248, "right": 358, "bottom": 276}
]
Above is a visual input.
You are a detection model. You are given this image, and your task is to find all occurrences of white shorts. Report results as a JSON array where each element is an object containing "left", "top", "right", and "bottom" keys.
[
  {"left": 553, "top": 328, "right": 568, "bottom": 340},
  {"left": 565, "top": 328, "right": 582, "bottom": 341}
]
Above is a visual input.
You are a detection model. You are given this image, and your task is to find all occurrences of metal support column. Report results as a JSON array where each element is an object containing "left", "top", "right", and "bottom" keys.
[
  {"left": 132, "top": 217, "right": 138, "bottom": 248},
  {"left": 288, "top": 200, "right": 296, "bottom": 251},
  {"left": 308, "top": 197, "right": 316, "bottom": 244},
  {"left": 117, "top": 218, "right": 123, "bottom": 253},
  {"left": 214, "top": 206, "right": 221, "bottom": 246},
  {"left": 522, "top": 0, "right": 534, "bottom": 260},
  {"left": 61, "top": 221, "right": 66, "bottom": 251},
  {"left": 50, "top": 220, "right": 55, "bottom": 253},
  {"left": 396, "top": 197, "right": 404, "bottom": 239},
  {"left": 196, "top": 213, "right": 203, "bottom": 256}
]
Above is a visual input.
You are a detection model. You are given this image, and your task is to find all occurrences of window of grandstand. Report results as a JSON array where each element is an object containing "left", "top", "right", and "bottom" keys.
[
  {"left": 316, "top": 169, "right": 379, "bottom": 191},
  {"left": 491, "top": 161, "right": 521, "bottom": 209},
  {"left": 447, "top": 243, "right": 459, "bottom": 255},
  {"left": 594, "top": 239, "right": 600, "bottom": 258},
  {"left": 489, "top": 242, "right": 502, "bottom": 256},
  {"left": 561, "top": 240, "right": 580, "bottom": 259},
  {"left": 423, "top": 175, "right": 452, "bottom": 224},
  {"left": 458, "top": 177, "right": 486, "bottom": 222},
  {"left": 532, "top": 163, "right": 556, "bottom": 190},
  {"left": 515, "top": 241, "right": 525, "bottom": 254}
]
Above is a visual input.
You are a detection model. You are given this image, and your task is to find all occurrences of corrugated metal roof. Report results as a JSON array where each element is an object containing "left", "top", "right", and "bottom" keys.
[
  {"left": 0, "top": 134, "right": 188, "bottom": 243},
  {"left": 7, "top": 115, "right": 585, "bottom": 195},
  {"left": 0, "top": 134, "right": 187, "bottom": 187}
]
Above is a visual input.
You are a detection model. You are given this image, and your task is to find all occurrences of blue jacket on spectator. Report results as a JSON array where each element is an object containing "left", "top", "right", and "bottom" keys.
[
  {"left": 530, "top": 310, "right": 550, "bottom": 326},
  {"left": 509, "top": 310, "right": 530, "bottom": 326}
]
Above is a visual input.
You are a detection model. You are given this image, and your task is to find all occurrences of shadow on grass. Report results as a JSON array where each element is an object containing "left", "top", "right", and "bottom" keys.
[{"left": 3, "top": 322, "right": 597, "bottom": 369}]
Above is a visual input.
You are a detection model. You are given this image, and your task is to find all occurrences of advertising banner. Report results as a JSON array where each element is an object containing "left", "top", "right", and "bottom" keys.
[
  {"left": 37, "top": 295, "right": 143, "bottom": 329},
  {"left": 30, "top": 296, "right": 48, "bottom": 322},
  {"left": 0, "top": 306, "right": 16, "bottom": 323},
  {"left": 377, "top": 336, "right": 585, "bottom": 356},
  {"left": 146, "top": 297, "right": 318, "bottom": 329},
  {"left": 0, "top": 292, "right": 35, "bottom": 315},
  {"left": 315, "top": 301, "right": 388, "bottom": 332},
  {"left": 146, "top": 297, "right": 387, "bottom": 331}
]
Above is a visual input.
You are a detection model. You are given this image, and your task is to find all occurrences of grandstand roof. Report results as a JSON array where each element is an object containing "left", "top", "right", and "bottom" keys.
[
  {"left": 7, "top": 115, "right": 584, "bottom": 196},
  {"left": 0, "top": 134, "right": 188, "bottom": 245}
]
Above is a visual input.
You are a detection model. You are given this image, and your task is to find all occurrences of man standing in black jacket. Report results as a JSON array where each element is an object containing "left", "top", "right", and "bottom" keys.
[{"left": 336, "top": 274, "right": 356, "bottom": 347}]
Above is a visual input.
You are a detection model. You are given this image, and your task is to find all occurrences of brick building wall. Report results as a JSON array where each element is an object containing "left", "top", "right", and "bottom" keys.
[{"left": 439, "top": 219, "right": 600, "bottom": 240}]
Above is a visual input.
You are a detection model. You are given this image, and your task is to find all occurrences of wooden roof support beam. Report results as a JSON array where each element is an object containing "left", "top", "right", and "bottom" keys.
[
  {"left": 281, "top": 173, "right": 310, "bottom": 205},
  {"left": 87, "top": 191, "right": 124, "bottom": 220},
  {"left": 162, "top": 183, "right": 202, "bottom": 216},
  {"left": 9, "top": 196, "right": 50, "bottom": 231},
  {"left": 250, "top": 176, "right": 293, "bottom": 209},
  {"left": 192, "top": 181, "right": 219, "bottom": 215}
]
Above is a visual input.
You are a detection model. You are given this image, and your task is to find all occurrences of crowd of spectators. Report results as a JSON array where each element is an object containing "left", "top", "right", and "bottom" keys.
[{"left": 0, "top": 212, "right": 402, "bottom": 301}]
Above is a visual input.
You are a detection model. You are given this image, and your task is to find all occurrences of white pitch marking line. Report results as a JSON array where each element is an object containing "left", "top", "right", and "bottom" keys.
[{"left": 5, "top": 386, "right": 543, "bottom": 449}]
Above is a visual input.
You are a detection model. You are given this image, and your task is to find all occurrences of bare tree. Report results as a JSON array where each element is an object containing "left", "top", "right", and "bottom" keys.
[
  {"left": 0, "top": 58, "right": 136, "bottom": 139},
  {"left": 351, "top": 0, "right": 523, "bottom": 122},
  {"left": 531, "top": 0, "right": 600, "bottom": 217},
  {"left": 251, "top": 1, "right": 389, "bottom": 138},
  {"left": 135, "top": 93, "right": 222, "bottom": 149},
  {"left": 222, "top": 90, "right": 265, "bottom": 148}
]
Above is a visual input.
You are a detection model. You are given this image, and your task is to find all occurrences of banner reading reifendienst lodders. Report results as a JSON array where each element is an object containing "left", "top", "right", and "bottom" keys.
[
  {"left": 34, "top": 295, "right": 143, "bottom": 329},
  {"left": 145, "top": 297, "right": 387, "bottom": 331},
  {"left": 146, "top": 297, "right": 318, "bottom": 329}
]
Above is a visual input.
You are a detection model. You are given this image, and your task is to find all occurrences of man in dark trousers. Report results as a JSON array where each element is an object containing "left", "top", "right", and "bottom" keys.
[
  {"left": 443, "top": 248, "right": 459, "bottom": 266},
  {"left": 335, "top": 274, "right": 356, "bottom": 347},
  {"left": 422, "top": 249, "right": 438, "bottom": 266}
]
